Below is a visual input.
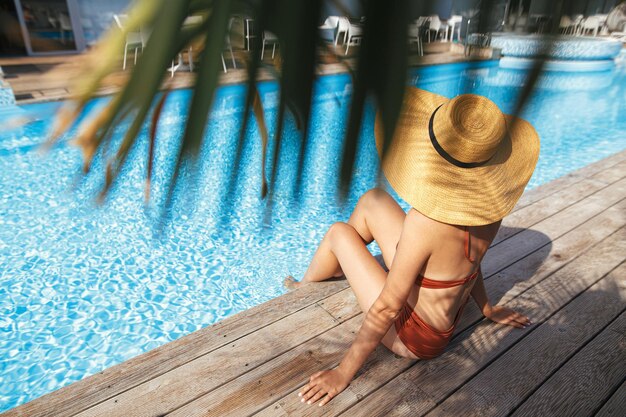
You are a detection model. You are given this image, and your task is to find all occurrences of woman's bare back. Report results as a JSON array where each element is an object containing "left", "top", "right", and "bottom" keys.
[{"left": 402, "top": 210, "right": 502, "bottom": 332}]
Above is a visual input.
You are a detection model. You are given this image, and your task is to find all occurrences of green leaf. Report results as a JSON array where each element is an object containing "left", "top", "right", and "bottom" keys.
[
  {"left": 339, "top": 0, "right": 410, "bottom": 199},
  {"left": 162, "top": 0, "right": 233, "bottom": 221}
]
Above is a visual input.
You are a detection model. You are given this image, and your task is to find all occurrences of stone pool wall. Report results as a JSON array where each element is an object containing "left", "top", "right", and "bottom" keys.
[
  {"left": 491, "top": 34, "right": 623, "bottom": 60},
  {"left": 0, "top": 68, "right": 16, "bottom": 108}
]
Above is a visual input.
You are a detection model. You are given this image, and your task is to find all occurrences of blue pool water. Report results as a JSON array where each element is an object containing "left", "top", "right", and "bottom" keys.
[{"left": 1, "top": 59, "right": 625, "bottom": 411}]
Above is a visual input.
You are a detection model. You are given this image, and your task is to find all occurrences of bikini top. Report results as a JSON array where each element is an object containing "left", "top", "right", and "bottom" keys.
[{"left": 414, "top": 226, "right": 480, "bottom": 289}]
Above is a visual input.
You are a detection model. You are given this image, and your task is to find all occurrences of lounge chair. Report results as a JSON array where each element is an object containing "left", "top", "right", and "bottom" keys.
[
  {"left": 446, "top": 15, "right": 463, "bottom": 42},
  {"left": 318, "top": 16, "right": 341, "bottom": 45},
  {"left": 426, "top": 16, "right": 446, "bottom": 42},
  {"left": 408, "top": 23, "right": 423, "bottom": 56},
  {"left": 261, "top": 30, "right": 278, "bottom": 60},
  {"left": 113, "top": 14, "right": 144, "bottom": 70},
  {"left": 580, "top": 16, "right": 601, "bottom": 36},
  {"left": 559, "top": 16, "right": 575, "bottom": 35},
  {"left": 339, "top": 17, "right": 362, "bottom": 55}
]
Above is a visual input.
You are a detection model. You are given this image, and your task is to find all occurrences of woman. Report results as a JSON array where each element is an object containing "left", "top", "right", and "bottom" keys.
[{"left": 284, "top": 88, "right": 540, "bottom": 407}]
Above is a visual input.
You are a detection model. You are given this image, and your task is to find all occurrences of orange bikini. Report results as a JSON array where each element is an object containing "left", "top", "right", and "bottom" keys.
[{"left": 393, "top": 226, "right": 479, "bottom": 359}]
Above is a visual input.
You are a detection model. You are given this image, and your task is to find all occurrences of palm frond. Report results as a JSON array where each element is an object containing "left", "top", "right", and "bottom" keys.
[{"left": 47, "top": 0, "right": 558, "bottom": 229}]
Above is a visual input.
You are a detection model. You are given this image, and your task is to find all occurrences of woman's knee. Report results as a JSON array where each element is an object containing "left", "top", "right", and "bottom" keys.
[
  {"left": 327, "top": 222, "right": 359, "bottom": 245},
  {"left": 360, "top": 188, "right": 391, "bottom": 209}
]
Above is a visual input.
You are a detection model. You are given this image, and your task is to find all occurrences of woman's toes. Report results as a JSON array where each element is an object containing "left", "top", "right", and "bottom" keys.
[{"left": 283, "top": 276, "right": 301, "bottom": 290}]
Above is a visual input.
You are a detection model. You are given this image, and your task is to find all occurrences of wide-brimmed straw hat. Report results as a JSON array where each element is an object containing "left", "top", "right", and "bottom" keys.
[{"left": 374, "top": 87, "right": 540, "bottom": 226}]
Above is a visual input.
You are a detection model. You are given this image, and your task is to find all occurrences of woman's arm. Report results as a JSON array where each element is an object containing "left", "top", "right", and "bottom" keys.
[
  {"left": 297, "top": 211, "right": 432, "bottom": 407},
  {"left": 337, "top": 209, "right": 432, "bottom": 380},
  {"left": 471, "top": 269, "right": 531, "bottom": 328},
  {"left": 470, "top": 269, "right": 493, "bottom": 316}
]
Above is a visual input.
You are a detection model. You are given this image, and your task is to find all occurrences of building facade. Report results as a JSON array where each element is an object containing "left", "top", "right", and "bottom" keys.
[{"left": 0, "top": 0, "right": 130, "bottom": 56}]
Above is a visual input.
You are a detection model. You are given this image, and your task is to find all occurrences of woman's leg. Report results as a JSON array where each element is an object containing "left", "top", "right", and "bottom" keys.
[
  {"left": 304, "top": 221, "right": 419, "bottom": 358},
  {"left": 285, "top": 188, "right": 406, "bottom": 287},
  {"left": 284, "top": 188, "right": 417, "bottom": 358}
]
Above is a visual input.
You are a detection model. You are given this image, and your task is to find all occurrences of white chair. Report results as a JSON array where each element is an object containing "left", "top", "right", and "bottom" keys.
[
  {"left": 426, "top": 16, "right": 445, "bottom": 42},
  {"left": 415, "top": 16, "right": 429, "bottom": 25},
  {"left": 176, "top": 15, "right": 203, "bottom": 75},
  {"left": 113, "top": 14, "right": 144, "bottom": 70},
  {"left": 339, "top": 17, "right": 362, "bottom": 55},
  {"left": 220, "top": 17, "right": 237, "bottom": 73},
  {"left": 319, "top": 16, "right": 339, "bottom": 30},
  {"left": 413, "top": 17, "right": 429, "bottom": 41},
  {"left": 261, "top": 30, "right": 279, "bottom": 59},
  {"left": 169, "top": 15, "right": 236, "bottom": 77},
  {"left": 408, "top": 23, "right": 423, "bottom": 56},
  {"left": 571, "top": 14, "right": 584, "bottom": 35},
  {"left": 334, "top": 17, "right": 350, "bottom": 46},
  {"left": 559, "top": 15, "right": 574, "bottom": 34},
  {"left": 318, "top": 16, "right": 340, "bottom": 44},
  {"left": 58, "top": 13, "right": 73, "bottom": 44},
  {"left": 581, "top": 16, "right": 601, "bottom": 36},
  {"left": 446, "top": 15, "right": 462, "bottom": 41}
]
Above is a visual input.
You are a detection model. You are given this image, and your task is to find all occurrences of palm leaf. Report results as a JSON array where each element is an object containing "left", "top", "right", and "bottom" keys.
[
  {"left": 160, "top": 0, "right": 233, "bottom": 225},
  {"left": 47, "top": 0, "right": 558, "bottom": 228},
  {"left": 339, "top": 0, "right": 410, "bottom": 197}
]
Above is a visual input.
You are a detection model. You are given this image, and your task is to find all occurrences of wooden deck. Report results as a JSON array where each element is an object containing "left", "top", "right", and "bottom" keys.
[{"left": 3, "top": 150, "right": 625, "bottom": 417}]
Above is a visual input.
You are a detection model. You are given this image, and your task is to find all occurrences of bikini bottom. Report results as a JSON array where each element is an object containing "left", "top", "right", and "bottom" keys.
[{"left": 393, "top": 301, "right": 465, "bottom": 359}]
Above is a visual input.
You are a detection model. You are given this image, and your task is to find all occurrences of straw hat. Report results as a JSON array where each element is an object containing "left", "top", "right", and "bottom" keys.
[{"left": 374, "top": 87, "right": 540, "bottom": 226}]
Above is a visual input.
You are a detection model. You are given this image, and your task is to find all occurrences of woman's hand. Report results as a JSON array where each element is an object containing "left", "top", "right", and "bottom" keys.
[
  {"left": 484, "top": 305, "right": 531, "bottom": 328},
  {"left": 298, "top": 368, "right": 351, "bottom": 407}
]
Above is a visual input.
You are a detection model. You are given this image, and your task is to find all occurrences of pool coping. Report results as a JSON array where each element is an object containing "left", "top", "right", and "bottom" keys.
[{"left": 0, "top": 43, "right": 497, "bottom": 106}]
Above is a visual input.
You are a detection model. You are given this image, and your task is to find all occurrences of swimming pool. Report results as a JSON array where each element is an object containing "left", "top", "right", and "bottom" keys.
[{"left": 1, "top": 59, "right": 625, "bottom": 411}]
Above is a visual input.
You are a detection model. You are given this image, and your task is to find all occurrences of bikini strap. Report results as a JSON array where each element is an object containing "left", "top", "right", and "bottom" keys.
[{"left": 464, "top": 226, "right": 475, "bottom": 263}]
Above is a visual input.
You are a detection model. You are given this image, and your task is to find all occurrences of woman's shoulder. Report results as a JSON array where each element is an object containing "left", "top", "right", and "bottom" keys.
[
  {"left": 408, "top": 207, "right": 501, "bottom": 239},
  {"left": 405, "top": 208, "right": 458, "bottom": 240},
  {"left": 407, "top": 207, "right": 457, "bottom": 230}
]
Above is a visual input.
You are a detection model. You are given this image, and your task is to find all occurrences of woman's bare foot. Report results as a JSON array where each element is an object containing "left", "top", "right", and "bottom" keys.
[{"left": 283, "top": 275, "right": 302, "bottom": 290}]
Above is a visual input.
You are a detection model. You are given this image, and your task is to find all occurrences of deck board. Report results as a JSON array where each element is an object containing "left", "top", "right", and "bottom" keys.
[
  {"left": 428, "top": 264, "right": 625, "bottom": 417},
  {"left": 510, "top": 150, "right": 626, "bottom": 212},
  {"left": 74, "top": 302, "right": 345, "bottom": 416},
  {"left": 595, "top": 381, "right": 626, "bottom": 417},
  {"left": 2, "top": 150, "right": 625, "bottom": 417},
  {"left": 511, "top": 311, "right": 626, "bottom": 417}
]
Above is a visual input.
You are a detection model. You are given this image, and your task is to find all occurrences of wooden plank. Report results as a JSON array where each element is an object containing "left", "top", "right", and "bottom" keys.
[
  {"left": 456, "top": 200, "right": 626, "bottom": 330},
  {"left": 511, "top": 311, "right": 626, "bottom": 417},
  {"left": 71, "top": 294, "right": 360, "bottom": 417},
  {"left": 483, "top": 179, "right": 625, "bottom": 276},
  {"left": 428, "top": 263, "right": 626, "bottom": 417},
  {"left": 3, "top": 280, "right": 348, "bottom": 417},
  {"left": 493, "top": 176, "right": 620, "bottom": 246},
  {"left": 496, "top": 159, "right": 625, "bottom": 245},
  {"left": 595, "top": 381, "right": 626, "bottom": 417},
  {"left": 589, "top": 162, "right": 626, "bottom": 184},
  {"left": 335, "top": 228, "right": 626, "bottom": 417},
  {"left": 167, "top": 316, "right": 365, "bottom": 417},
  {"left": 316, "top": 286, "right": 359, "bottom": 322},
  {"left": 511, "top": 150, "right": 626, "bottom": 212}
]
